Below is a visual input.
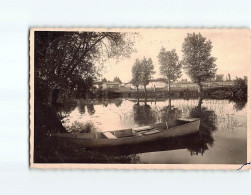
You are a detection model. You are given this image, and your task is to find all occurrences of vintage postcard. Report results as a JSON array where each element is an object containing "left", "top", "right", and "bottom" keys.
[{"left": 30, "top": 28, "right": 250, "bottom": 169}]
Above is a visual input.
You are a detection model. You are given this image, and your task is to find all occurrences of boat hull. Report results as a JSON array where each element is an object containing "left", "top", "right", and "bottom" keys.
[{"left": 53, "top": 118, "right": 200, "bottom": 148}]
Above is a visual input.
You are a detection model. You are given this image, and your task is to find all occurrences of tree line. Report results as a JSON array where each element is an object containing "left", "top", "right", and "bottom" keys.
[
  {"left": 102, "top": 76, "right": 122, "bottom": 84},
  {"left": 131, "top": 33, "right": 217, "bottom": 93}
]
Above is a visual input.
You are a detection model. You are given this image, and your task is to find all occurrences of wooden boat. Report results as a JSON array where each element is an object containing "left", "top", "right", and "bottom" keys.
[
  {"left": 53, "top": 118, "right": 200, "bottom": 148},
  {"left": 90, "top": 133, "right": 201, "bottom": 156}
]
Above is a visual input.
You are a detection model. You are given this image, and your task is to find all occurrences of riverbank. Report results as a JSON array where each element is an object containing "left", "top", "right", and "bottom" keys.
[{"left": 93, "top": 86, "right": 233, "bottom": 99}]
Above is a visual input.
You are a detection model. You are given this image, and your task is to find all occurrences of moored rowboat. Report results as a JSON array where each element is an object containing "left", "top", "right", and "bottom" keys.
[{"left": 53, "top": 118, "right": 200, "bottom": 148}]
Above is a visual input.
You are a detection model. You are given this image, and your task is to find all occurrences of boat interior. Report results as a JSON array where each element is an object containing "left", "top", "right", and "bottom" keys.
[{"left": 101, "top": 119, "right": 192, "bottom": 139}]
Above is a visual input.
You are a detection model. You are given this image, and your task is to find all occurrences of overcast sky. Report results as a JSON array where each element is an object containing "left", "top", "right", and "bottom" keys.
[{"left": 102, "top": 29, "right": 250, "bottom": 83}]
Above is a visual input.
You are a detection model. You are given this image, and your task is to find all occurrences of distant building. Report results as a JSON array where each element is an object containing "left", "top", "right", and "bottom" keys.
[
  {"left": 178, "top": 78, "right": 188, "bottom": 83},
  {"left": 172, "top": 81, "right": 235, "bottom": 90},
  {"left": 171, "top": 82, "right": 197, "bottom": 89},
  {"left": 137, "top": 78, "right": 168, "bottom": 90},
  {"left": 93, "top": 81, "right": 102, "bottom": 89},
  {"left": 203, "top": 81, "right": 235, "bottom": 88},
  {"left": 123, "top": 83, "right": 133, "bottom": 89},
  {"left": 102, "top": 82, "right": 120, "bottom": 90},
  {"left": 148, "top": 79, "right": 168, "bottom": 89},
  {"left": 118, "top": 79, "right": 235, "bottom": 91}
]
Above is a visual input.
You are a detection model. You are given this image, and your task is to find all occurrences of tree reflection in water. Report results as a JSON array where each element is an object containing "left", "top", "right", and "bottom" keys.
[
  {"left": 87, "top": 103, "right": 95, "bottom": 115},
  {"left": 187, "top": 97, "right": 217, "bottom": 156},
  {"left": 133, "top": 98, "right": 157, "bottom": 126},
  {"left": 230, "top": 98, "right": 247, "bottom": 111},
  {"left": 78, "top": 99, "right": 86, "bottom": 115},
  {"left": 133, "top": 98, "right": 183, "bottom": 126},
  {"left": 159, "top": 98, "right": 182, "bottom": 122},
  {"left": 54, "top": 101, "right": 77, "bottom": 123},
  {"left": 114, "top": 99, "right": 123, "bottom": 107},
  {"left": 47, "top": 97, "right": 248, "bottom": 163}
]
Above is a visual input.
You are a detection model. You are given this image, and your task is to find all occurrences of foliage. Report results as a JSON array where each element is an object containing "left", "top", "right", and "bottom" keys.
[
  {"left": 228, "top": 73, "right": 231, "bottom": 81},
  {"left": 133, "top": 101, "right": 157, "bottom": 125},
  {"left": 215, "top": 74, "right": 224, "bottom": 82},
  {"left": 131, "top": 59, "right": 142, "bottom": 90},
  {"left": 102, "top": 78, "right": 108, "bottom": 82},
  {"left": 182, "top": 33, "right": 217, "bottom": 92},
  {"left": 140, "top": 58, "right": 155, "bottom": 90},
  {"left": 113, "top": 76, "right": 122, "bottom": 84},
  {"left": 230, "top": 99, "right": 247, "bottom": 111},
  {"left": 68, "top": 121, "right": 98, "bottom": 133},
  {"left": 231, "top": 78, "right": 247, "bottom": 101},
  {"left": 158, "top": 48, "right": 182, "bottom": 91},
  {"left": 131, "top": 58, "right": 155, "bottom": 91},
  {"left": 160, "top": 106, "right": 182, "bottom": 122},
  {"left": 35, "top": 31, "right": 136, "bottom": 103},
  {"left": 188, "top": 97, "right": 217, "bottom": 155}
]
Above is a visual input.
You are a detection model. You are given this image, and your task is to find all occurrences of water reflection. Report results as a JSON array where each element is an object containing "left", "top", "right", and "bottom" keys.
[
  {"left": 87, "top": 103, "right": 95, "bottom": 115},
  {"left": 230, "top": 98, "right": 247, "bottom": 111},
  {"left": 114, "top": 99, "right": 123, "bottom": 107},
  {"left": 78, "top": 100, "right": 86, "bottom": 115},
  {"left": 133, "top": 98, "right": 157, "bottom": 126},
  {"left": 187, "top": 97, "right": 217, "bottom": 155},
  {"left": 56, "top": 97, "right": 247, "bottom": 164},
  {"left": 159, "top": 98, "right": 182, "bottom": 122}
]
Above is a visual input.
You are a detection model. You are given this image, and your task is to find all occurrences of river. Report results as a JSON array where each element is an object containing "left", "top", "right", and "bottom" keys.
[{"left": 57, "top": 97, "right": 247, "bottom": 164}]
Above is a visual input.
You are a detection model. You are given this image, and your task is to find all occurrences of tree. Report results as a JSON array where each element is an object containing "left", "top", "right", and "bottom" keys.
[
  {"left": 215, "top": 74, "right": 224, "bottom": 82},
  {"left": 35, "top": 31, "right": 136, "bottom": 103},
  {"left": 131, "top": 59, "right": 142, "bottom": 92},
  {"left": 182, "top": 33, "right": 217, "bottom": 93},
  {"left": 231, "top": 77, "right": 247, "bottom": 101},
  {"left": 228, "top": 73, "right": 231, "bottom": 81},
  {"left": 140, "top": 57, "right": 155, "bottom": 93},
  {"left": 113, "top": 76, "right": 122, "bottom": 84},
  {"left": 158, "top": 48, "right": 182, "bottom": 92},
  {"left": 131, "top": 58, "right": 155, "bottom": 94},
  {"left": 102, "top": 78, "right": 107, "bottom": 83}
]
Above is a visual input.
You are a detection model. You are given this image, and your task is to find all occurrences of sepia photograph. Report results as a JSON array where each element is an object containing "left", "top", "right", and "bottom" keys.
[
  {"left": 30, "top": 28, "right": 250, "bottom": 169},
  {"left": 2, "top": 0, "right": 251, "bottom": 194}
]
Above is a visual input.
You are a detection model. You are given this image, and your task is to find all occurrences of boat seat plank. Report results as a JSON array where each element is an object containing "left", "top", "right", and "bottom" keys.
[
  {"left": 133, "top": 126, "right": 153, "bottom": 132},
  {"left": 103, "top": 132, "right": 117, "bottom": 139},
  {"left": 178, "top": 118, "right": 195, "bottom": 122},
  {"left": 113, "top": 128, "right": 133, "bottom": 138},
  {"left": 154, "top": 122, "right": 168, "bottom": 130},
  {"left": 143, "top": 130, "right": 161, "bottom": 135}
]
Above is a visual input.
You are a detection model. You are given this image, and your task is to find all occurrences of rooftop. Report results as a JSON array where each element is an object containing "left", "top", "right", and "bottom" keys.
[{"left": 103, "top": 82, "right": 120, "bottom": 85}]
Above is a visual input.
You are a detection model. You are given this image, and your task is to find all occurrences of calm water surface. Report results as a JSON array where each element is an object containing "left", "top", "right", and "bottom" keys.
[{"left": 58, "top": 98, "right": 247, "bottom": 164}]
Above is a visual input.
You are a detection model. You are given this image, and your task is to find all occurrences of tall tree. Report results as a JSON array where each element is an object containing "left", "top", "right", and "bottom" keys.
[
  {"left": 140, "top": 57, "right": 155, "bottom": 93},
  {"left": 113, "top": 76, "right": 122, "bottom": 84},
  {"left": 182, "top": 33, "right": 217, "bottom": 93},
  {"left": 228, "top": 73, "right": 231, "bottom": 81},
  {"left": 158, "top": 48, "right": 182, "bottom": 92},
  {"left": 102, "top": 78, "right": 107, "bottom": 83},
  {"left": 215, "top": 74, "right": 224, "bottom": 82},
  {"left": 35, "top": 31, "right": 136, "bottom": 103},
  {"left": 131, "top": 59, "right": 142, "bottom": 93}
]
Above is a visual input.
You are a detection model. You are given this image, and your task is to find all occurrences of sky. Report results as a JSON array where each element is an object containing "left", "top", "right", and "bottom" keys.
[{"left": 101, "top": 29, "right": 250, "bottom": 83}]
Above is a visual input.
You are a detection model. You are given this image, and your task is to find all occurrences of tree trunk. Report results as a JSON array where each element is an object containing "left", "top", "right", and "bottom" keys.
[
  {"left": 144, "top": 85, "right": 147, "bottom": 96},
  {"left": 168, "top": 78, "right": 171, "bottom": 93},
  {"left": 197, "top": 83, "right": 203, "bottom": 93},
  {"left": 51, "top": 88, "right": 60, "bottom": 106},
  {"left": 168, "top": 98, "right": 172, "bottom": 121},
  {"left": 197, "top": 96, "right": 203, "bottom": 110}
]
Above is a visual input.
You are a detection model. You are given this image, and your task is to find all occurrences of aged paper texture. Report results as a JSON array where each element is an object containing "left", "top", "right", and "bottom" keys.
[{"left": 30, "top": 28, "right": 251, "bottom": 169}]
